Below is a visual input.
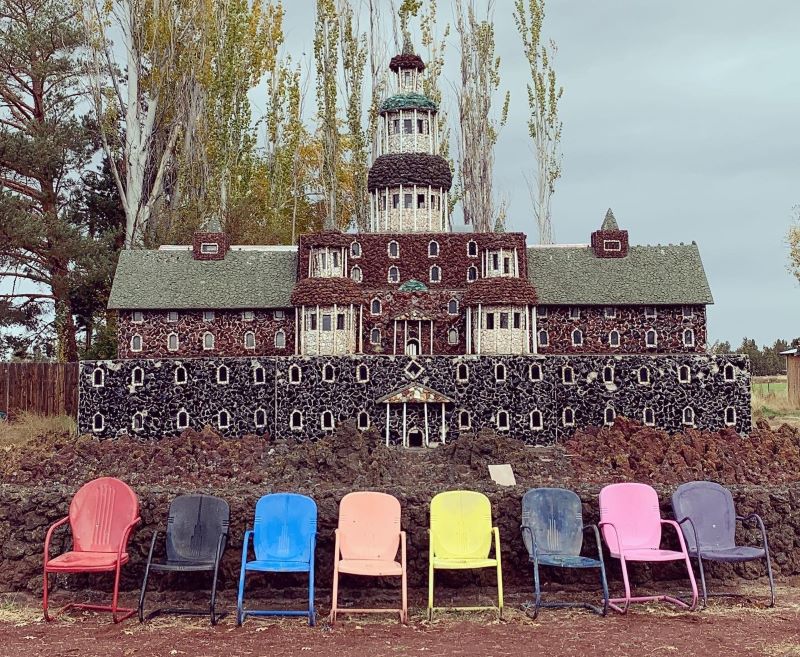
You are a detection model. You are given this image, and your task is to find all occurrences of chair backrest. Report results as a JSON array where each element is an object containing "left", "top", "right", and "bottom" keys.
[
  {"left": 165, "top": 494, "right": 230, "bottom": 563},
  {"left": 599, "top": 483, "right": 661, "bottom": 553},
  {"left": 430, "top": 490, "right": 492, "bottom": 560},
  {"left": 253, "top": 493, "right": 317, "bottom": 564},
  {"left": 671, "top": 481, "right": 736, "bottom": 551},
  {"left": 521, "top": 488, "right": 583, "bottom": 558},
  {"left": 69, "top": 477, "right": 139, "bottom": 553},
  {"left": 337, "top": 492, "right": 401, "bottom": 561}
]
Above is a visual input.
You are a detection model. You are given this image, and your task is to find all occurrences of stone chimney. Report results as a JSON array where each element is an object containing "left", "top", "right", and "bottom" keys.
[
  {"left": 590, "top": 208, "right": 629, "bottom": 258},
  {"left": 192, "top": 217, "right": 229, "bottom": 261}
]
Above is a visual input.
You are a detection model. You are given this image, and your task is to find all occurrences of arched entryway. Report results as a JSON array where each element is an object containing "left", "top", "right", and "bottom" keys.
[
  {"left": 407, "top": 428, "right": 424, "bottom": 448},
  {"left": 405, "top": 339, "right": 420, "bottom": 356}
]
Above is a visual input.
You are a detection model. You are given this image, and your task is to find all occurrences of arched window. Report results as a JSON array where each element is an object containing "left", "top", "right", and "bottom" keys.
[
  {"left": 467, "top": 265, "right": 478, "bottom": 282},
  {"left": 495, "top": 363, "right": 507, "bottom": 382},
  {"left": 448, "top": 328, "right": 459, "bottom": 345},
  {"left": 320, "top": 410, "right": 335, "bottom": 430},
  {"left": 254, "top": 408, "right": 267, "bottom": 428},
  {"left": 350, "top": 241, "right": 361, "bottom": 257},
  {"left": 429, "top": 265, "right": 441, "bottom": 283},
  {"left": 456, "top": 363, "right": 469, "bottom": 382},
  {"left": 218, "top": 409, "right": 231, "bottom": 430},
  {"left": 350, "top": 265, "right": 363, "bottom": 283},
  {"left": 683, "top": 329, "right": 695, "bottom": 347},
  {"left": 357, "top": 410, "right": 370, "bottom": 430},
  {"left": 217, "top": 365, "right": 229, "bottom": 384},
  {"left": 92, "top": 412, "right": 104, "bottom": 432},
  {"left": 602, "top": 365, "right": 614, "bottom": 383},
  {"left": 322, "top": 364, "right": 335, "bottom": 382},
  {"left": 176, "top": 409, "right": 190, "bottom": 430},
  {"left": 609, "top": 330, "right": 620, "bottom": 348},
  {"left": 388, "top": 266, "right": 400, "bottom": 283},
  {"left": 645, "top": 329, "right": 658, "bottom": 348},
  {"left": 530, "top": 410, "right": 543, "bottom": 431},
  {"left": 132, "top": 412, "right": 144, "bottom": 432},
  {"left": 203, "top": 331, "right": 215, "bottom": 350},
  {"left": 244, "top": 331, "right": 256, "bottom": 349},
  {"left": 388, "top": 240, "right": 400, "bottom": 258},
  {"left": 571, "top": 329, "right": 583, "bottom": 347},
  {"left": 724, "top": 364, "right": 735, "bottom": 381},
  {"left": 289, "top": 364, "right": 302, "bottom": 384},
  {"left": 529, "top": 363, "right": 543, "bottom": 381},
  {"left": 356, "top": 363, "right": 370, "bottom": 382},
  {"left": 496, "top": 410, "right": 510, "bottom": 431},
  {"left": 458, "top": 410, "right": 471, "bottom": 430},
  {"left": 467, "top": 240, "right": 478, "bottom": 257},
  {"left": 448, "top": 299, "right": 459, "bottom": 315},
  {"left": 275, "top": 330, "right": 286, "bottom": 349},
  {"left": 643, "top": 407, "right": 655, "bottom": 426},
  {"left": 562, "top": 407, "right": 575, "bottom": 427},
  {"left": 167, "top": 333, "right": 179, "bottom": 352},
  {"left": 175, "top": 365, "right": 187, "bottom": 385},
  {"left": 92, "top": 367, "right": 104, "bottom": 388},
  {"left": 371, "top": 298, "right": 382, "bottom": 315},
  {"left": 290, "top": 410, "right": 303, "bottom": 430},
  {"left": 638, "top": 367, "right": 651, "bottom": 385},
  {"left": 679, "top": 365, "right": 691, "bottom": 383},
  {"left": 131, "top": 334, "right": 143, "bottom": 352},
  {"left": 562, "top": 366, "right": 575, "bottom": 384},
  {"left": 370, "top": 327, "right": 381, "bottom": 345},
  {"left": 428, "top": 240, "right": 439, "bottom": 257},
  {"left": 682, "top": 407, "right": 695, "bottom": 426},
  {"left": 604, "top": 406, "right": 616, "bottom": 426},
  {"left": 538, "top": 330, "right": 549, "bottom": 347},
  {"left": 131, "top": 366, "right": 144, "bottom": 387},
  {"left": 724, "top": 406, "right": 736, "bottom": 426},
  {"left": 253, "top": 365, "right": 266, "bottom": 385}
]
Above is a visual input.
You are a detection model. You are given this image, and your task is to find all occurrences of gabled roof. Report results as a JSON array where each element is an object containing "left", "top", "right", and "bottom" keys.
[
  {"left": 377, "top": 383, "right": 452, "bottom": 404},
  {"left": 108, "top": 248, "right": 297, "bottom": 310},
  {"left": 527, "top": 243, "right": 713, "bottom": 305}
]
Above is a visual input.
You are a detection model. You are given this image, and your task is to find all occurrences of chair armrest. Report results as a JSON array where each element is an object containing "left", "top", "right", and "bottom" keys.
[
  {"left": 214, "top": 532, "right": 227, "bottom": 564},
  {"left": 660, "top": 519, "right": 692, "bottom": 554},
  {"left": 240, "top": 529, "right": 253, "bottom": 565},
  {"left": 44, "top": 516, "right": 70, "bottom": 563},
  {"left": 117, "top": 516, "right": 141, "bottom": 563},
  {"left": 145, "top": 530, "right": 160, "bottom": 565},
  {"left": 598, "top": 521, "right": 621, "bottom": 553},
  {"left": 675, "top": 516, "right": 700, "bottom": 552},
  {"left": 582, "top": 523, "right": 603, "bottom": 549},
  {"left": 520, "top": 524, "right": 537, "bottom": 559},
  {"left": 737, "top": 513, "right": 769, "bottom": 544},
  {"left": 493, "top": 527, "right": 502, "bottom": 561},
  {"left": 309, "top": 532, "right": 317, "bottom": 567}
]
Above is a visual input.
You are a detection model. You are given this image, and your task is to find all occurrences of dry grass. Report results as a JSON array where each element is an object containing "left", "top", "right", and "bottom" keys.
[
  {"left": 752, "top": 376, "right": 800, "bottom": 425},
  {"left": 0, "top": 411, "right": 76, "bottom": 448}
]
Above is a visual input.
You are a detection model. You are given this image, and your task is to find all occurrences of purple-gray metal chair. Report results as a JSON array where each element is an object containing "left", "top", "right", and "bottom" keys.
[{"left": 671, "top": 481, "right": 775, "bottom": 607}]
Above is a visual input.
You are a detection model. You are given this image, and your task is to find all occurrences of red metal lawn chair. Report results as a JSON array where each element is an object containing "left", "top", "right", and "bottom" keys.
[{"left": 43, "top": 477, "right": 141, "bottom": 623}]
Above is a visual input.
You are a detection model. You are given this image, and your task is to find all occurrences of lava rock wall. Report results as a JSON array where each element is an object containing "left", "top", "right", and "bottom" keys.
[{"left": 79, "top": 353, "right": 750, "bottom": 441}]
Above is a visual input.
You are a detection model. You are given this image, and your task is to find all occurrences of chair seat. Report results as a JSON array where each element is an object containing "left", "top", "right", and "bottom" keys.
[
  {"left": 46, "top": 551, "right": 129, "bottom": 572},
  {"left": 535, "top": 554, "right": 602, "bottom": 569},
  {"left": 693, "top": 546, "right": 766, "bottom": 562},
  {"left": 149, "top": 559, "right": 217, "bottom": 572},
  {"left": 245, "top": 559, "right": 311, "bottom": 573},
  {"left": 337, "top": 559, "right": 403, "bottom": 576},
  {"left": 432, "top": 557, "right": 498, "bottom": 570},
  {"left": 614, "top": 548, "right": 687, "bottom": 562}
]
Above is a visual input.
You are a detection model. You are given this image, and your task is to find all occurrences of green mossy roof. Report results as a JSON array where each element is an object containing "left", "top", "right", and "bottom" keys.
[
  {"left": 527, "top": 243, "right": 713, "bottom": 305},
  {"left": 108, "top": 249, "right": 297, "bottom": 310},
  {"left": 379, "top": 93, "right": 437, "bottom": 113}
]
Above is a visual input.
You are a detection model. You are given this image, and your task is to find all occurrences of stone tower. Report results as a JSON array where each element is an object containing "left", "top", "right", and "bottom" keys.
[{"left": 367, "top": 42, "right": 453, "bottom": 233}]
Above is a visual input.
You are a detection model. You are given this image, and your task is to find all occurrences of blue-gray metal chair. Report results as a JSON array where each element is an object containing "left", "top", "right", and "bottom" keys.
[
  {"left": 521, "top": 487, "right": 609, "bottom": 618},
  {"left": 672, "top": 481, "right": 775, "bottom": 607}
]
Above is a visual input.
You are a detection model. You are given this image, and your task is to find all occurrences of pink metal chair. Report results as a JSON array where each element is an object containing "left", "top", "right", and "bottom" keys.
[
  {"left": 43, "top": 477, "right": 141, "bottom": 623},
  {"left": 599, "top": 483, "right": 697, "bottom": 613},
  {"left": 330, "top": 492, "right": 407, "bottom": 624}
]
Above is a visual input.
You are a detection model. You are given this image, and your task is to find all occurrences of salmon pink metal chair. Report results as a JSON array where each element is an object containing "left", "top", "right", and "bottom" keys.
[
  {"left": 599, "top": 483, "right": 698, "bottom": 613},
  {"left": 43, "top": 477, "right": 141, "bottom": 623},
  {"left": 330, "top": 492, "right": 407, "bottom": 624}
]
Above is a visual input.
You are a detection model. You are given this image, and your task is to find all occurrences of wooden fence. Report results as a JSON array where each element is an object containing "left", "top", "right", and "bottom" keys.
[{"left": 0, "top": 362, "right": 79, "bottom": 419}]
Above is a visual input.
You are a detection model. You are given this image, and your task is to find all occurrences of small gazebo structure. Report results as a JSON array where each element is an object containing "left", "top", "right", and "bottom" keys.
[
  {"left": 378, "top": 383, "right": 452, "bottom": 448},
  {"left": 780, "top": 348, "right": 800, "bottom": 408}
]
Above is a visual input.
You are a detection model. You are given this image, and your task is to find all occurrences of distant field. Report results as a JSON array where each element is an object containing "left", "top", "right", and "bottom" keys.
[
  {"left": 753, "top": 379, "right": 788, "bottom": 395},
  {"left": 751, "top": 375, "right": 799, "bottom": 426}
]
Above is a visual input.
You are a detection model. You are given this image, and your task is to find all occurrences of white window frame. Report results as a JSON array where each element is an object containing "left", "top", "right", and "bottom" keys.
[
  {"left": 602, "top": 365, "right": 614, "bottom": 383},
  {"left": 274, "top": 310, "right": 285, "bottom": 321},
  {"left": 357, "top": 410, "right": 370, "bottom": 430},
  {"left": 92, "top": 367, "right": 104, "bottom": 388},
  {"left": 242, "top": 310, "right": 255, "bottom": 322},
  {"left": 530, "top": 410, "right": 543, "bottom": 431},
  {"left": 448, "top": 299, "right": 459, "bottom": 315},
  {"left": 388, "top": 266, "right": 400, "bottom": 283},
  {"left": 274, "top": 329, "right": 286, "bottom": 349},
  {"left": 467, "top": 265, "right": 478, "bottom": 282},
  {"left": 723, "top": 364, "right": 735, "bottom": 381},
  {"left": 458, "top": 410, "right": 471, "bottom": 430},
  {"left": 643, "top": 407, "right": 656, "bottom": 426},
  {"left": 603, "top": 239, "right": 621, "bottom": 251},
  {"left": 322, "top": 364, "right": 336, "bottom": 382},
  {"left": 217, "top": 365, "right": 229, "bottom": 385},
  {"left": 370, "top": 298, "right": 382, "bottom": 315},
  {"left": 645, "top": 329, "right": 658, "bottom": 348},
  {"left": 571, "top": 329, "right": 583, "bottom": 347},
  {"left": 538, "top": 330, "right": 549, "bottom": 347},
  {"left": 604, "top": 306, "right": 616, "bottom": 319},
  {"left": 351, "top": 265, "right": 363, "bottom": 283},
  {"left": 562, "top": 407, "right": 575, "bottom": 427},
  {"left": 320, "top": 410, "right": 335, "bottom": 431},
  {"left": 370, "top": 327, "right": 381, "bottom": 345},
  {"left": 456, "top": 363, "right": 469, "bottom": 383},
  {"left": 254, "top": 408, "right": 267, "bottom": 428},
  {"left": 218, "top": 409, "right": 231, "bottom": 430},
  {"left": 388, "top": 240, "right": 400, "bottom": 258},
  {"left": 131, "top": 366, "right": 144, "bottom": 387},
  {"left": 529, "top": 363, "right": 543, "bottom": 381},
  {"left": 290, "top": 410, "right": 303, "bottom": 431},
  {"left": 167, "top": 332, "right": 179, "bottom": 352},
  {"left": 253, "top": 365, "right": 266, "bottom": 385},
  {"left": 495, "top": 363, "right": 507, "bottom": 382},
  {"left": 609, "top": 330, "right": 621, "bottom": 347},
  {"left": 682, "top": 305, "right": 694, "bottom": 319},
  {"left": 350, "top": 241, "right": 362, "bottom": 258},
  {"left": 166, "top": 311, "right": 179, "bottom": 323},
  {"left": 569, "top": 307, "right": 580, "bottom": 320},
  {"left": 203, "top": 332, "right": 215, "bottom": 351},
  {"left": 428, "top": 240, "right": 440, "bottom": 258},
  {"left": 200, "top": 242, "right": 219, "bottom": 254},
  {"left": 244, "top": 331, "right": 256, "bottom": 350},
  {"left": 467, "top": 240, "right": 478, "bottom": 257},
  {"left": 724, "top": 406, "right": 737, "bottom": 427},
  {"left": 683, "top": 329, "right": 695, "bottom": 347},
  {"left": 562, "top": 366, "right": 575, "bottom": 385},
  {"left": 131, "top": 311, "right": 144, "bottom": 324},
  {"left": 448, "top": 328, "right": 459, "bottom": 345},
  {"left": 176, "top": 409, "right": 190, "bottom": 430},
  {"left": 644, "top": 306, "right": 657, "bottom": 320},
  {"left": 356, "top": 363, "right": 370, "bottom": 383},
  {"left": 678, "top": 365, "right": 691, "bottom": 384},
  {"left": 92, "top": 413, "right": 105, "bottom": 432},
  {"left": 429, "top": 265, "right": 441, "bottom": 283},
  {"left": 496, "top": 410, "right": 510, "bottom": 431},
  {"left": 638, "top": 367, "right": 651, "bottom": 385},
  {"left": 682, "top": 407, "right": 695, "bottom": 427},
  {"left": 203, "top": 310, "right": 215, "bottom": 322},
  {"left": 175, "top": 366, "right": 188, "bottom": 385},
  {"left": 130, "top": 334, "right": 143, "bottom": 353},
  {"left": 132, "top": 412, "right": 144, "bottom": 432},
  {"left": 604, "top": 406, "right": 616, "bottom": 426}
]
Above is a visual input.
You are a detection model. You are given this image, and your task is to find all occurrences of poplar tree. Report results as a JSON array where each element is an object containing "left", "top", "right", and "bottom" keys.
[{"left": 789, "top": 205, "right": 800, "bottom": 283}]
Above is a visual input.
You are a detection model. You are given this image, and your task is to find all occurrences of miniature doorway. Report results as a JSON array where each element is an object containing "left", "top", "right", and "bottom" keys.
[
  {"left": 405, "top": 339, "right": 420, "bottom": 356},
  {"left": 407, "top": 428, "right": 424, "bottom": 448}
]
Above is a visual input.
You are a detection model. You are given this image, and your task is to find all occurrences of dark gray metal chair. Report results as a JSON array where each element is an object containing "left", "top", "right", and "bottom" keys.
[
  {"left": 138, "top": 494, "right": 230, "bottom": 624},
  {"left": 521, "top": 488, "right": 609, "bottom": 618},
  {"left": 672, "top": 481, "right": 775, "bottom": 607}
]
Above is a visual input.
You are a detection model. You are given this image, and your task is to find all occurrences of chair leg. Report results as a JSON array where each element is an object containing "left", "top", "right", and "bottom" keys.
[
  {"left": 764, "top": 552, "right": 776, "bottom": 607},
  {"left": 598, "top": 562, "right": 610, "bottom": 617},
  {"left": 427, "top": 564, "right": 434, "bottom": 621},
  {"left": 138, "top": 559, "right": 153, "bottom": 623},
  {"left": 531, "top": 560, "right": 542, "bottom": 619},
  {"left": 695, "top": 554, "right": 708, "bottom": 609},
  {"left": 111, "top": 562, "right": 124, "bottom": 624},
  {"left": 401, "top": 566, "right": 408, "bottom": 624},
  {"left": 329, "top": 565, "right": 339, "bottom": 625},
  {"left": 43, "top": 569, "right": 52, "bottom": 622},
  {"left": 497, "top": 560, "right": 504, "bottom": 619},
  {"left": 210, "top": 562, "right": 221, "bottom": 626},
  {"left": 682, "top": 552, "right": 699, "bottom": 611},
  {"left": 618, "top": 556, "right": 632, "bottom": 614},
  {"left": 236, "top": 567, "right": 247, "bottom": 626},
  {"left": 308, "top": 565, "right": 316, "bottom": 627}
]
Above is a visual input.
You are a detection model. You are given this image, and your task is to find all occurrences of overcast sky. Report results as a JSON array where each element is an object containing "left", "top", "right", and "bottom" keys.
[{"left": 280, "top": 0, "right": 800, "bottom": 346}]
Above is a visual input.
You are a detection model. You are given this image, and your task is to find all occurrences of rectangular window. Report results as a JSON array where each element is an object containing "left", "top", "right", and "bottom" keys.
[
  {"left": 417, "top": 118, "right": 429, "bottom": 134},
  {"left": 274, "top": 310, "right": 285, "bottom": 320},
  {"left": 242, "top": 310, "right": 255, "bottom": 321},
  {"left": 322, "top": 314, "right": 332, "bottom": 331},
  {"left": 486, "top": 313, "right": 495, "bottom": 330},
  {"left": 166, "top": 311, "right": 179, "bottom": 323},
  {"left": 682, "top": 305, "right": 694, "bottom": 318},
  {"left": 336, "top": 313, "right": 346, "bottom": 330},
  {"left": 645, "top": 306, "right": 657, "bottom": 319},
  {"left": 379, "top": 195, "right": 387, "bottom": 211},
  {"left": 131, "top": 311, "right": 144, "bottom": 323},
  {"left": 604, "top": 306, "right": 616, "bottom": 319},
  {"left": 537, "top": 306, "right": 547, "bottom": 319},
  {"left": 391, "top": 118, "right": 400, "bottom": 134},
  {"left": 603, "top": 240, "right": 621, "bottom": 251},
  {"left": 332, "top": 251, "right": 339, "bottom": 268},
  {"left": 499, "top": 312, "right": 509, "bottom": 329},
  {"left": 404, "top": 193, "right": 413, "bottom": 209},
  {"left": 491, "top": 253, "right": 499, "bottom": 270},
  {"left": 203, "top": 311, "right": 215, "bottom": 322},
  {"left": 200, "top": 242, "right": 219, "bottom": 254},
  {"left": 308, "top": 313, "right": 317, "bottom": 331},
  {"left": 569, "top": 307, "right": 580, "bottom": 320},
  {"left": 513, "top": 312, "right": 522, "bottom": 329},
  {"left": 392, "top": 194, "right": 400, "bottom": 209},
  {"left": 403, "top": 118, "right": 413, "bottom": 134},
  {"left": 417, "top": 193, "right": 426, "bottom": 209},
  {"left": 503, "top": 257, "right": 511, "bottom": 274}
]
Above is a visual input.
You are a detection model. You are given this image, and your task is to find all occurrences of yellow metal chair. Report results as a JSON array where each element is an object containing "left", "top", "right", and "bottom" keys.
[{"left": 428, "top": 490, "right": 503, "bottom": 619}]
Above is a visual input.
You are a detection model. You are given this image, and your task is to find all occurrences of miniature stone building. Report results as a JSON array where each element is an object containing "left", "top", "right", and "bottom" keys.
[{"left": 80, "top": 46, "right": 749, "bottom": 445}]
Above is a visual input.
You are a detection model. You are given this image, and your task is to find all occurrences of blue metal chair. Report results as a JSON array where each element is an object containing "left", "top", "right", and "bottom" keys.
[
  {"left": 236, "top": 493, "right": 317, "bottom": 626},
  {"left": 521, "top": 487, "right": 609, "bottom": 618}
]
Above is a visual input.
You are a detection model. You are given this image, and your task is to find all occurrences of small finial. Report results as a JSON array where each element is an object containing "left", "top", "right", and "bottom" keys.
[{"left": 601, "top": 208, "right": 619, "bottom": 231}]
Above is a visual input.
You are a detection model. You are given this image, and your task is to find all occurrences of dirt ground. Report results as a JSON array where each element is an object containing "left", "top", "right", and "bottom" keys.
[{"left": 1, "top": 583, "right": 798, "bottom": 657}]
